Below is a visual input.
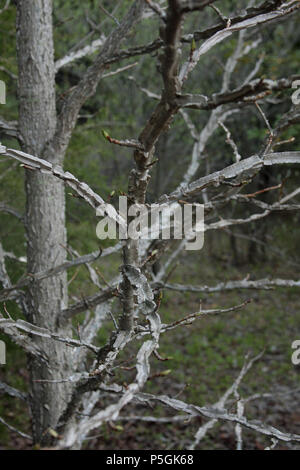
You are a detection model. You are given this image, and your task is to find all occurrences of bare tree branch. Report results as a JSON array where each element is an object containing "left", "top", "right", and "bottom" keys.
[
  {"left": 0, "top": 203, "right": 24, "bottom": 221},
  {"left": 159, "top": 277, "right": 300, "bottom": 294},
  {"left": 0, "top": 143, "right": 126, "bottom": 229},
  {"left": 52, "top": 1, "right": 145, "bottom": 158},
  {"left": 0, "top": 416, "right": 32, "bottom": 441},
  {"left": 0, "top": 315, "right": 99, "bottom": 354},
  {"left": 0, "top": 116, "right": 23, "bottom": 143},
  {"left": 160, "top": 300, "right": 251, "bottom": 333},
  {"left": 135, "top": 392, "right": 300, "bottom": 443},
  {"left": 179, "top": 1, "right": 300, "bottom": 84},
  {"left": 0, "top": 0, "right": 10, "bottom": 16},
  {"left": 0, "top": 243, "right": 122, "bottom": 303},
  {"left": 0, "top": 381, "right": 28, "bottom": 403},
  {"left": 189, "top": 352, "right": 264, "bottom": 449},
  {"left": 162, "top": 152, "right": 300, "bottom": 203},
  {"left": 0, "top": 315, "right": 47, "bottom": 361},
  {"left": 61, "top": 284, "right": 118, "bottom": 321}
]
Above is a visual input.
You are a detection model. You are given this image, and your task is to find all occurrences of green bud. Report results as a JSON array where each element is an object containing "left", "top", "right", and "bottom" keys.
[{"left": 102, "top": 129, "right": 110, "bottom": 140}]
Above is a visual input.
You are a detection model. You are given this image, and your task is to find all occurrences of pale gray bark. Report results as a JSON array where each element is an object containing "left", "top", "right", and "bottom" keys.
[
  {"left": 13, "top": 0, "right": 146, "bottom": 446},
  {"left": 16, "top": 0, "right": 73, "bottom": 444}
]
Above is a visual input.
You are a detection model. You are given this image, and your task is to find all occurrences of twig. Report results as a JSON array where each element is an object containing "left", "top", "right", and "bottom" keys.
[
  {"left": 161, "top": 300, "right": 252, "bottom": 333},
  {"left": 101, "top": 130, "right": 145, "bottom": 151},
  {"left": 219, "top": 120, "right": 241, "bottom": 162},
  {"left": 210, "top": 4, "right": 227, "bottom": 23},
  {"left": 0, "top": 416, "right": 32, "bottom": 441},
  {"left": 102, "top": 62, "right": 138, "bottom": 79},
  {"left": 243, "top": 183, "right": 282, "bottom": 198},
  {"left": 255, "top": 101, "right": 274, "bottom": 153},
  {"left": 145, "top": 0, "right": 166, "bottom": 21},
  {"left": 0, "top": 0, "right": 10, "bottom": 15},
  {"left": 0, "top": 381, "right": 28, "bottom": 402},
  {"left": 99, "top": 2, "right": 120, "bottom": 26}
]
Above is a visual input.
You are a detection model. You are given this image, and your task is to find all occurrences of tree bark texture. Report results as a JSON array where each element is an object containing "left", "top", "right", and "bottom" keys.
[{"left": 16, "top": 0, "right": 72, "bottom": 444}]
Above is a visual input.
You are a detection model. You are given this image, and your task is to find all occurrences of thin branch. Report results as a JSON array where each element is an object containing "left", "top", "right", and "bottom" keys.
[
  {"left": 160, "top": 300, "right": 251, "bottom": 333},
  {"left": 102, "top": 130, "right": 145, "bottom": 150},
  {"left": 0, "top": 0, "right": 10, "bottom": 15},
  {"left": 0, "top": 65, "right": 17, "bottom": 80},
  {"left": 159, "top": 277, "right": 300, "bottom": 294},
  {"left": 0, "top": 143, "right": 126, "bottom": 229},
  {"left": 0, "top": 116, "right": 23, "bottom": 143},
  {"left": 0, "top": 202, "right": 24, "bottom": 221},
  {"left": 55, "top": 38, "right": 162, "bottom": 73},
  {"left": 0, "top": 315, "right": 99, "bottom": 354},
  {"left": 0, "top": 243, "right": 122, "bottom": 303},
  {"left": 255, "top": 101, "right": 274, "bottom": 153},
  {"left": 52, "top": 1, "right": 146, "bottom": 158},
  {"left": 101, "top": 62, "right": 138, "bottom": 79},
  {"left": 55, "top": 36, "right": 106, "bottom": 72},
  {"left": 145, "top": 0, "right": 166, "bottom": 21},
  {"left": 179, "top": 2, "right": 300, "bottom": 84},
  {"left": 136, "top": 392, "right": 300, "bottom": 443},
  {"left": 62, "top": 283, "right": 119, "bottom": 320},
  {"left": 99, "top": 2, "right": 120, "bottom": 26},
  {"left": 210, "top": 3, "right": 227, "bottom": 23},
  {"left": 0, "top": 316, "right": 47, "bottom": 361},
  {"left": 161, "top": 152, "right": 300, "bottom": 204},
  {"left": 0, "top": 381, "right": 28, "bottom": 403},
  {"left": 219, "top": 121, "right": 242, "bottom": 162},
  {"left": 189, "top": 352, "right": 264, "bottom": 449},
  {"left": 0, "top": 416, "right": 32, "bottom": 441},
  {"left": 177, "top": 75, "right": 300, "bottom": 111}
]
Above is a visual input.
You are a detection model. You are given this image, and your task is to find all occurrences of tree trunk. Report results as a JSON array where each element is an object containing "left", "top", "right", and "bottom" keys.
[{"left": 16, "top": 0, "right": 72, "bottom": 444}]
